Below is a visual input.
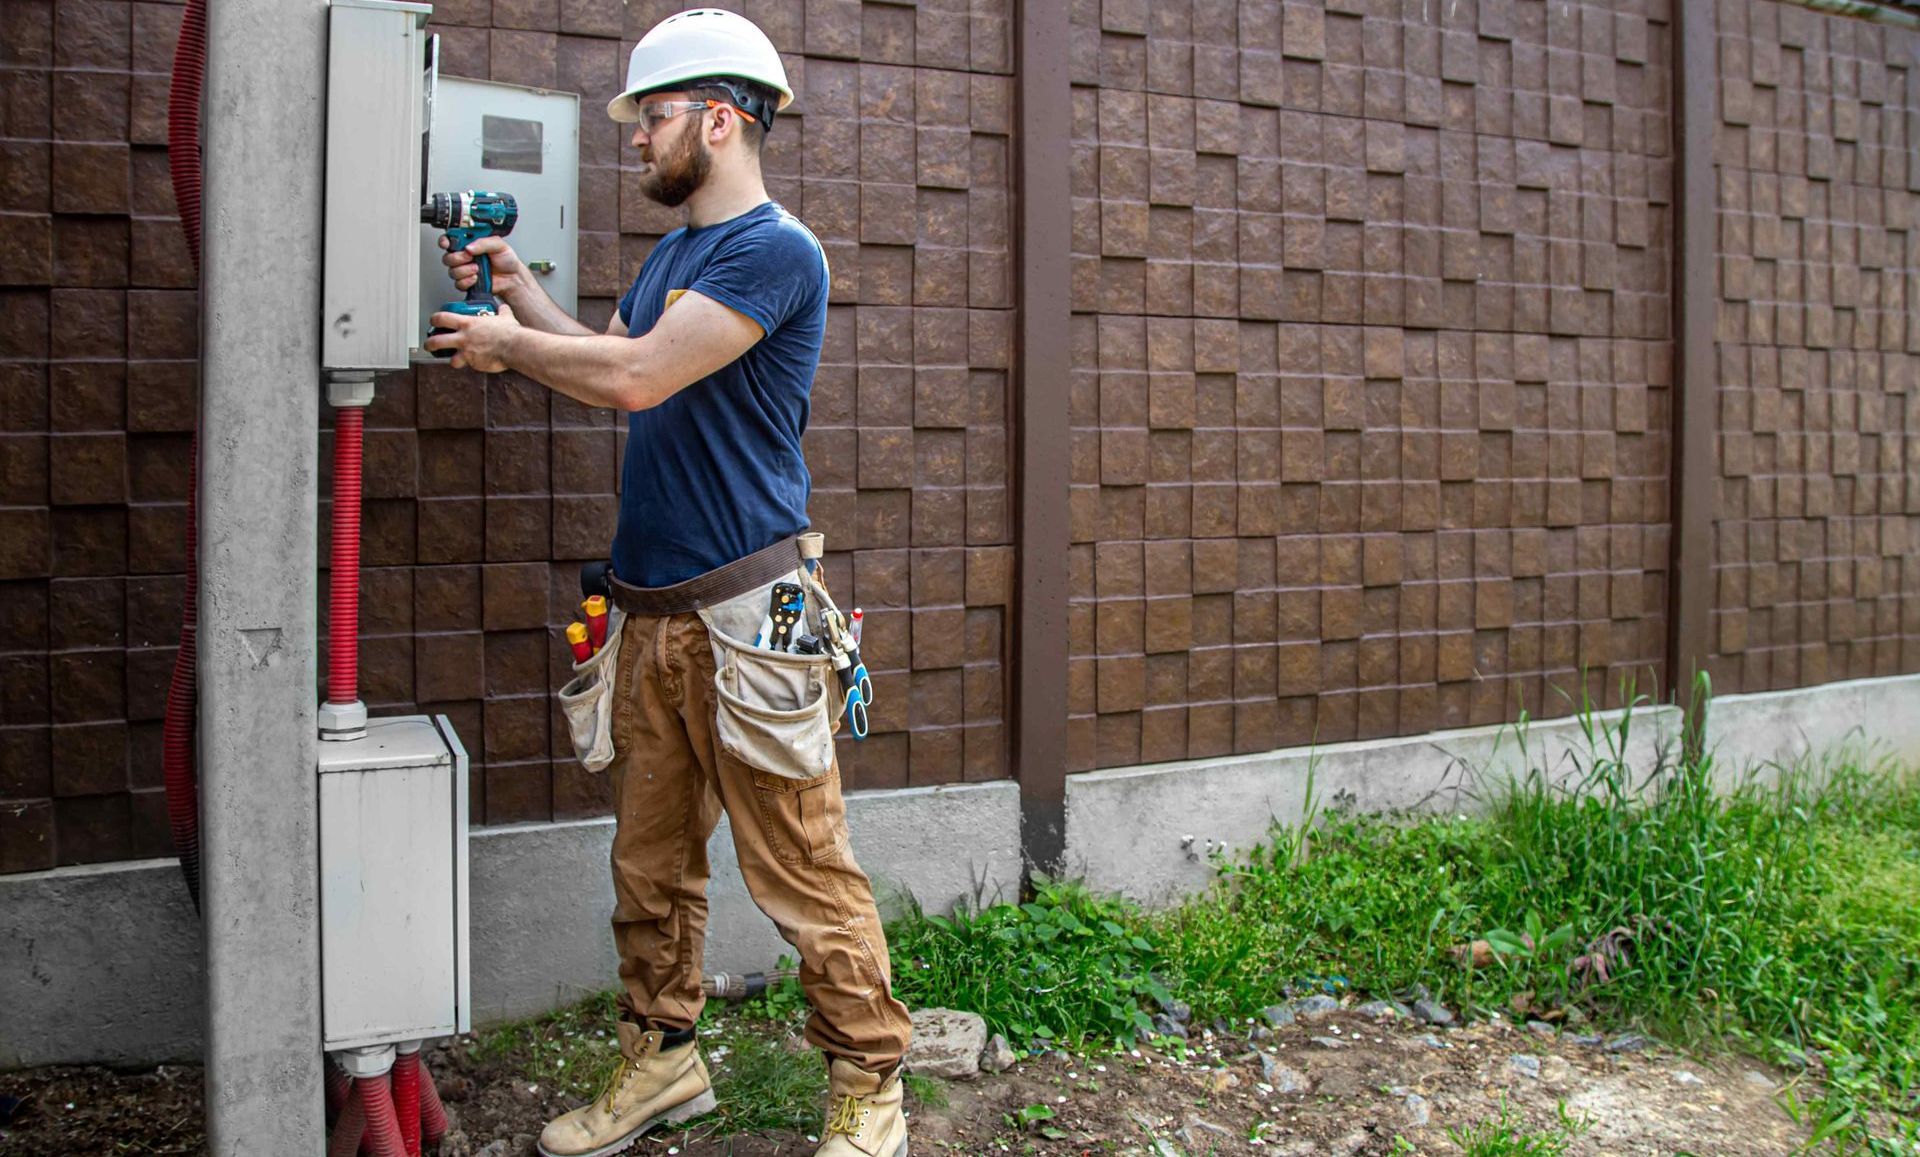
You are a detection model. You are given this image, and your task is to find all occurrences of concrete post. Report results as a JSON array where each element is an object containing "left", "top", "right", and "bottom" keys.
[{"left": 197, "top": 0, "right": 328, "bottom": 1150}]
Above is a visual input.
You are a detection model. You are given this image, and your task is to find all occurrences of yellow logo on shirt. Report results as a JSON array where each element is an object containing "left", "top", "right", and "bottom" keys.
[{"left": 664, "top": 288, "right": 689, "bottom": 311}]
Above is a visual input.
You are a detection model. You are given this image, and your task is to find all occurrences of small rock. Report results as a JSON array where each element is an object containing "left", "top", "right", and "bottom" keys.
[
  {"left": 1355, "top": 1000, "right": 1401, "bottom": 1019},
  {"left": 1310, "top": 1035, "right": 1347, "bottom": 1049},
  {"left": 1260, "top": 1057, "right": 1311, "bottom": 1093},
  {"left": 1450, "top": 939, "right": 1496, "bottom": 969},
  {"left": 979, "top": 1033, "right": 1015, "bottom": 1074},
  {"left": 1572, "top": 1033, "right": 1606, "bottom": 1047},
  {"left": 1526, "top": 1020, "right": 1557, "bottom": 1040},
  {"left": 1206, "top": 1069, "right": 1240, "bottom": 1094},
  {"left": 1674, "top": 1070, "right": 1707, "bottom": 1087},
  {"left": 1606, "top": 1033, "right": 1653, "bottom": 1053},
  {"left": 1743, "top": 1070, "right": 1774, "bottom": 1089},
  {"left": 475, "top": 1142, "right": 510, "bottom": 1157},
  {"left": 1212, "top": 1017, "right": 1234, "bottom": 1037},
  {"left": 508, "top": 1134, "right": 534, "bottom": 1156},
  {"left": 905, "top": 1008, "right": 988, "bottom": 1079},
  {"left": 1291, "top": 994, "right": 1342, "bottom": 1019},
  {"left": 1411, "top": 999, "right": 1455, "bottom": 1026},
  {"left": 1538, "top": 1056, "right": 1573, "bottom": 1084},
  {"left": 1417, "top": 1033, "right": 1446, "bottom": 1049},
  {"left": 1509, "top": 1054, "right": 1543, "bottom": 1079},
  {"left": 1149, "top": 1140, "right": 1182, "bottom": 1157},
  {"left": 1248, "top": 1024, "right": 1275, "bottom": 1042},
  {"left": 1259, "top": 1004, "right": 1297, "bottom": 1028},
  {"left": 1398, "top": 983, "right": 1432, "bottom": 1003},
  {"left": 1180, "top": 1116, "right": 1233, "bottom": 1147},
  {"left": 1564, "top": 1006, "right": 1590, "bottom": 1027},
  {"left": 1159, "top": 996, "right": 1193, "bottom": 1026},
  {"left": 1404, "top": 1093, "right": 1431, "bottom": 1128},
  {"left": 1152, "top": 1013, "right": 1189, "bottom": 1039}
]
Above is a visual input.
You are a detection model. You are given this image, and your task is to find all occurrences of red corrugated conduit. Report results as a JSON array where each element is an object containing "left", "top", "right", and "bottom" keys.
[
  {"left": 161, "top": 0, "right": 206, "bottom": 910},
  {"left": 326, "top": 406, "right": 364, "bottom": 707}
]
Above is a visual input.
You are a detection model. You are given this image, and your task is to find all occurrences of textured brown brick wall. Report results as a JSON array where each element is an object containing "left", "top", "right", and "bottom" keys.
[
  {"left": 0, "top": 0, "right": 196, "bottom": 871},
  {"left": 1063, "top": 0, "right": 1677, "bottom": 770},
  {"left": 1706, "top": 0, "right": 1920, "bottom": 693},
  {"left": 0, "top": 0, "right": 1014, "bottom": 870}
]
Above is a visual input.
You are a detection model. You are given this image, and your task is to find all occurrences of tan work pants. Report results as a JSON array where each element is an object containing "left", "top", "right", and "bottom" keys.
[{"left": 604, "top": 608, "right": 913, "bottom": 1072}]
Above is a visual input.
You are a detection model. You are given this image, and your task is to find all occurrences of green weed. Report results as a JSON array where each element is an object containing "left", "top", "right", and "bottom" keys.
[{"left": 1447, "top": 1098, "right": 1590, "bottom": 1156}]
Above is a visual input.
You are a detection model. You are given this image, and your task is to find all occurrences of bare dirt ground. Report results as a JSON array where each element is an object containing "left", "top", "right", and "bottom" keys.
[{"left": 0, "top": 1006, "right": 1810, "bottom": 1156}]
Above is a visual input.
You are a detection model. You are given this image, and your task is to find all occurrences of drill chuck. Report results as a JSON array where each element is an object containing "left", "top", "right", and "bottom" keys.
[{"left": 420, "top": 190, "right": 519, "bottom": 237}]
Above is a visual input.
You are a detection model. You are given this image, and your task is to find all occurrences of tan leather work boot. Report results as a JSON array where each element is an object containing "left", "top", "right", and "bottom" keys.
[
  {"left": 536, "top": 1022, "right": 716, "bottom": 1157},
  {"left": 814, "top": 1057, "right": 908, "bottom": 1157}
]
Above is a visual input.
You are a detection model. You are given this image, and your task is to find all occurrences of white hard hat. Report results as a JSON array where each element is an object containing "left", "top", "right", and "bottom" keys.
[{"left": 608, "top": 8, "right": 794, "bottom": 124}]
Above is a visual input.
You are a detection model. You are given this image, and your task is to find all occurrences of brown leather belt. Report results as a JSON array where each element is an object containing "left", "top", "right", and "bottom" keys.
[{"left": 607, "top": 536, "right": 804, "bottom": 617}]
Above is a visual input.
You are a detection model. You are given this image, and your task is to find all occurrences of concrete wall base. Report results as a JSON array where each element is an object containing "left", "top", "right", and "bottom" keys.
[
  {"left": 0, "top": 781, "right": 1019, "bottom": 1068},
  {"left": 6, "top": 672, "right": 1918, "bottom": 1067}
]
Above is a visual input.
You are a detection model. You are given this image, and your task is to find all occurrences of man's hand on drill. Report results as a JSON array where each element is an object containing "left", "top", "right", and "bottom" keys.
[
  {"left": 425, "top": 301, "right": 520, "bottom": 373},
  {"left": 440, "top": 234, "right": 527, "bottom": 300}
]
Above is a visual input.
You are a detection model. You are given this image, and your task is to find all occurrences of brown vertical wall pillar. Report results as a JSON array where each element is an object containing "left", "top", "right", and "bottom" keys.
[
  {"left": 1670, "top": 0, "right": 1718, "bottom": 707},
  {"left": 1013, "top": 0, "right": 1072, "bottom": 874}
]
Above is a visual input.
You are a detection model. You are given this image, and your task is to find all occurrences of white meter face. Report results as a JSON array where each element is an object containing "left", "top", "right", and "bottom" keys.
[{"left": 415, "top": 76, "right": 581, "bottom": 359}]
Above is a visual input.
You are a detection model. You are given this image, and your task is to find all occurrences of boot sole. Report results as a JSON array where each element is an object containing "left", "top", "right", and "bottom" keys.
[{"left": 535, "top": 1088, "right": 718, "bottom": 1157}]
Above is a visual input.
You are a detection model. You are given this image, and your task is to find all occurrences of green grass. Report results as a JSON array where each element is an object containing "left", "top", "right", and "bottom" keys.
[
  {"left": 890, "top": 686, "right": 1920, "bottom": 1152},
  {"left": 1447, "top": 1098, "right": 1591, "bottom": 1156}
]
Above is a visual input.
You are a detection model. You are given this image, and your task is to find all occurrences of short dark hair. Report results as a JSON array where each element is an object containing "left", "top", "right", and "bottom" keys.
[{"left": 686, "top": 77, "right": 778, "bottom": 149}]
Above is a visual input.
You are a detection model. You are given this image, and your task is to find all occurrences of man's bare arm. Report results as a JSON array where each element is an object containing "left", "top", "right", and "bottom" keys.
[{"left": 427, "top": 290, "right": 764, "bottom": 412}]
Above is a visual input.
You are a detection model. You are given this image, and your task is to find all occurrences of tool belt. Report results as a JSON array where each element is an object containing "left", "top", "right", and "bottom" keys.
[{"left": 606, "top": 535, "right": 805, "bottom": 617}]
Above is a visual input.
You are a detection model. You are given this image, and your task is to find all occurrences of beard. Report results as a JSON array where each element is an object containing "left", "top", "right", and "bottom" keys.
[{"left": 641, "top": 125, "right": 711, "bottom": 208}]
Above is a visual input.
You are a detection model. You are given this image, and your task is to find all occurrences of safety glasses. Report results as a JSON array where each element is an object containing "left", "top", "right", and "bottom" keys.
[{"left": 635, "top": 98, "right": 758, "bottom": 136}]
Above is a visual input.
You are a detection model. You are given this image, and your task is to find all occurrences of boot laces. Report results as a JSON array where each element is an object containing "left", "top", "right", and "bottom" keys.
[
  {"left": 825, "top": 1093, "right": 865, "bottom": 1138},
  {"left": 596, "top": 1056, "right": 636, "bottom": 1112}
]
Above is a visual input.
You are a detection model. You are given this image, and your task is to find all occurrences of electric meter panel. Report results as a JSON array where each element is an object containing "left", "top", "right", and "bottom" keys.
[
  {"left": 416, "top": 76, "right": 580, "bottom": 359},
  {"left": 322, "top": 0, "right": 436, "bottom": 372}
]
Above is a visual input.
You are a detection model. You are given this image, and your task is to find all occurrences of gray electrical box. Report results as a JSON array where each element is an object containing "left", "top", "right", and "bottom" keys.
[
  {"left": 319, "top": 715, "right": 470, "bottom": 1051},
  {"left": 416, "top": 76, "right": 579, "bottom": 357},
  {"left": 322, "top": 0, "right": 435, "bottom": 372}
]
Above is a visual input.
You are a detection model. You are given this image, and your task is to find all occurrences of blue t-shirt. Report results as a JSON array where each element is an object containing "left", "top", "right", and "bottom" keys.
[{"left": 611, "top": 201, "right": 827, "bottom": 587}]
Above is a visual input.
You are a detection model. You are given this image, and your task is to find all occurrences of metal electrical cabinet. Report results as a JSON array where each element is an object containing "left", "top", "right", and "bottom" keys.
[
  {"left": 322, "top": 0, "right": 435, "bottom": 372},
  {"left": 319, "top": 716, "right": 471, "bottom": 1051},
  {"left": 415, "top": 76, "right": 580, "bottom": 355}
]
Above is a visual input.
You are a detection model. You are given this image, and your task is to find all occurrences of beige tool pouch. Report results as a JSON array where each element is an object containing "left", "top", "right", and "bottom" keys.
[
  {"left": 698, "top": 574, "right": 840, "bottom": 781},
  {"left": 556, "top": 606, "right": 626, "bottom": 772}
]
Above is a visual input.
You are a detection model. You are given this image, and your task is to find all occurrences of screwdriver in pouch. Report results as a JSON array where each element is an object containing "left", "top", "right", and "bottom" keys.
[
  {"left": 566, "top": 621, "right": 593, "bottom": 664},
  {"left": 582, "top": 596, "right": 609, "bottom": 650}
]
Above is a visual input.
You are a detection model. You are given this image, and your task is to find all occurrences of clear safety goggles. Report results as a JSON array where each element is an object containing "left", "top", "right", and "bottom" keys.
[{"left": 635, "top": 98, "right": 758, "bottom": 136}]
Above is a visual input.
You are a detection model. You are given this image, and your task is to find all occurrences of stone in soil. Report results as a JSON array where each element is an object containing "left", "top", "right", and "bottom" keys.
[
  {"left": 1404, "top": 1093, "right": 1431, "bottom": 1127},
  {"left": 1411, "top": 999, "right": 1455, "bottom": 1026},
  {"left": 1259, "top": 1056, "right": 1310, "bottom": 1093},
  {"left": 979, "top": 1033, "right": 1015, "bottom": 1074},
  {"left": 905, "top": 1008, "right": 987, "bottom": 1080},
  {"left": 1259, "top": 1004, "right": 1297, "bottom": 1028},
  {"left": 1510, "top": 1054, "right": 1543, "bottom": 1079},
  {"left": 1290, "top": 994, "right": 1342, "bottom": 1018}
]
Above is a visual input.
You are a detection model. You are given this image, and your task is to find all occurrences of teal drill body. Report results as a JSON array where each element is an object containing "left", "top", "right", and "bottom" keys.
[{"left": 422, "top": 191, "right": 519, "bottom": 356}]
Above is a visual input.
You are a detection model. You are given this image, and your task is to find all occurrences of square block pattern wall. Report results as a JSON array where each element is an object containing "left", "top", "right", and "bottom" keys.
[
  {"left": 1063, "top": 0, "right": 1677, "bottom": 770},
  {"left": 1707, "top": 0, "right": 1920, "bottom": 694},
  {"left": 0, "top": 0, "right": 1014, "bottom": 871}
]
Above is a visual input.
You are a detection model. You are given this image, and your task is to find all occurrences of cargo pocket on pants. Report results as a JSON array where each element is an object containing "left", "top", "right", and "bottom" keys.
[
  {"left": 747, "top": 767, "right": 849, "bottom": 866},
  {"left": 699, "top": 603, "right": 837, "bottom": 784},
  {"left": 556, "top": 607, "right": 626, "bottom": 772}
]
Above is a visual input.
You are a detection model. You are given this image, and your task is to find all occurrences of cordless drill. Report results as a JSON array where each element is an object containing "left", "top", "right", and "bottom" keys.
[{"left": 421, "top": 190, "right": 519, "bottom": 357}]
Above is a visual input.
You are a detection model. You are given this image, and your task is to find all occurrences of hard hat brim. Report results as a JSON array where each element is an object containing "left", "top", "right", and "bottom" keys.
[{"left": 605, "top": 71, "right": 795, "bottom": 123}]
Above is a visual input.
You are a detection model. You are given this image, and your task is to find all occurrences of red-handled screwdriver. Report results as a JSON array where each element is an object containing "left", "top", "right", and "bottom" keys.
[
  {"left": 566, "top": 621, "right": 593, "bottom": 664},
  {"left": 583, "top": 596, "right": 609, "bottom": 650}
]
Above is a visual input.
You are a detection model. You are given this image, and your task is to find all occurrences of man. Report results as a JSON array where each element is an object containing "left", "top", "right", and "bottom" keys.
[{"left": 427, "top": 10, "right": 913, "bottom": 1157}]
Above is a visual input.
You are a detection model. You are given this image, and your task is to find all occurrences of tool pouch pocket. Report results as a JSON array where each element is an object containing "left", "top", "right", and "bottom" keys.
[
  {"left": 556, "top": 607, "right": 625, "bottom": 772},
  {"left": 699, "top": 586, "right": 838, "bottom": 781}
]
